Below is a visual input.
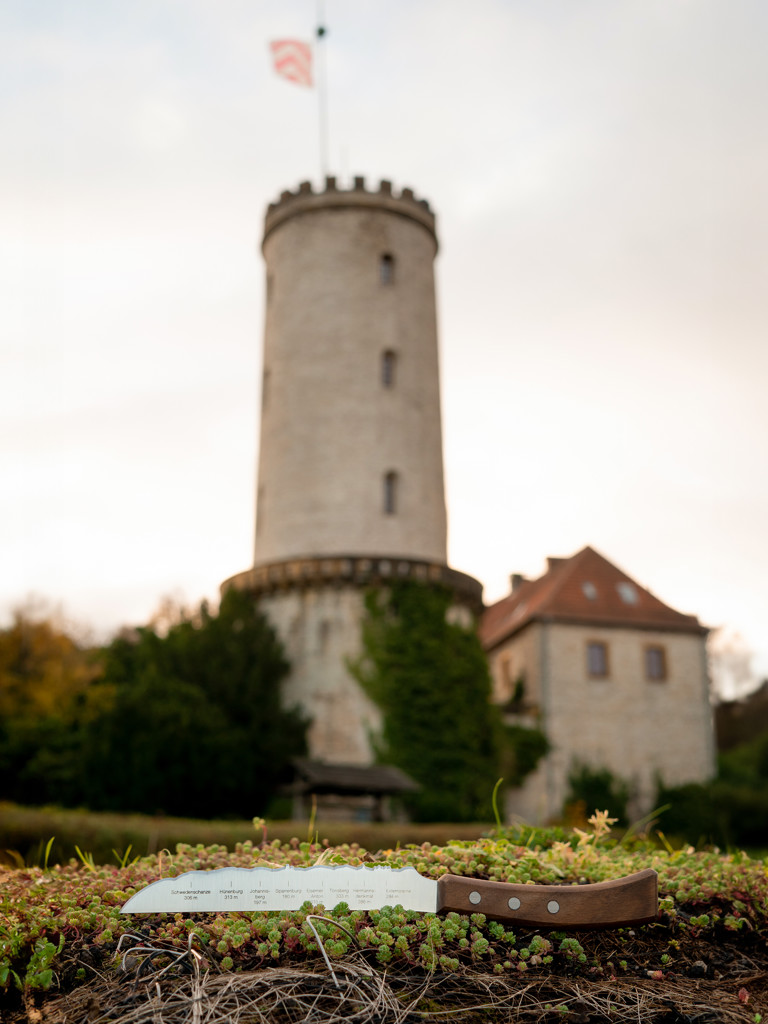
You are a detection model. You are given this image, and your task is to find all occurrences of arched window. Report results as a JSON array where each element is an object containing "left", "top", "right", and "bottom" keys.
[
  {"left": 381, "top": 349, "right": 396, "bottom": 388},
  {"left": 383, "top": 471, "right": 398, "bottom": 515},
  {"left": 380, "top": 253, "right": 394, "bottom": 284}
]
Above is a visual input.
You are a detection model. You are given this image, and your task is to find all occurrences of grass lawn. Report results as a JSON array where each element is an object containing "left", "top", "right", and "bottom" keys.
[{"left": 0, "top": 801, "right": 492, "bottom": 868}]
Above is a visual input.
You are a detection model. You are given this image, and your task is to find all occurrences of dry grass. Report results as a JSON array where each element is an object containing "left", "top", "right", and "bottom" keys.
[{"left": 32, "top": 956, "right": 764, "bottom": 1024}]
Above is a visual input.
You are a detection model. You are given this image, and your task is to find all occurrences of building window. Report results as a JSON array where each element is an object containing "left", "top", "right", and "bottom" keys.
[
  {"left": 318, "top": 620, "right": 331, "bottom": 654},
  {"left": 383, "top": 471, "right": 398, "bottom": 514},
  {"left": 380, "top": 253, "right": 394, "bottom": 284},
  {"left": 645, "top": 645, "right": 667, "bottom": 681},
  {"left": 587, "top": 641, "right": 609, "bottom": 678},
  {"left": 256, "top": 485, "right": 265, "bottom": 533},
  {"left": 382, "top": 349, "right": 397, "bottom": 388}
]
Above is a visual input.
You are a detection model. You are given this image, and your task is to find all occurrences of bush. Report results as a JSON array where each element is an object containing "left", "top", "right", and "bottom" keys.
[
  {"left": 565, "top": 764, "right": 629, "bottom": 826},
  {"left": 658, "top": 731, "right": 768, "bottom": 848}
]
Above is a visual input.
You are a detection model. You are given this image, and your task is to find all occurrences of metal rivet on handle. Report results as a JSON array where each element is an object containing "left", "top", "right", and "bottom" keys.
[
  {"left": 468, "top": 891, "right": 481, "bottom": 905},
  {"left": 508, "top": 897, "right": 521, "bottom": 911},
  {"left": 547, "top": 900, "right": 560, "bottom": 915}
]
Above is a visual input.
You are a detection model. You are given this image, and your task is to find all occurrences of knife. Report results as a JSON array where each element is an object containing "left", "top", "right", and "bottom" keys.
[{"left": 121, "top": 864, "right": 657, "bottom": 929}]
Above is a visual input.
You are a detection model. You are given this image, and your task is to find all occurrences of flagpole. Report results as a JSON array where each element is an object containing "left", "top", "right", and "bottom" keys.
[{"left": 316, "top": 3, "right": 329, "bottom": 179}]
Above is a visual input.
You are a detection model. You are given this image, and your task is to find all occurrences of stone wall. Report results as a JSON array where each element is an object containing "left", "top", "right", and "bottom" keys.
[
  {"left": 222, "top": 556, "right": 484, "bottom": 765},
  {"left": 255, "top": 178, "right": 447, "bottom": 567},
  {"left": 257, "top": 585, "right": 379, "bottom": 765},
  {"left": 492, "top": 622, "right": 716, "bottom": 823},
  {"left": 223, "top": 179, "right": 482, "bottom": 778}
]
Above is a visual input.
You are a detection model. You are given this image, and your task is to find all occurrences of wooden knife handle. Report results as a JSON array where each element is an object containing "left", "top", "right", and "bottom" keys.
[{"left": 436, "top": 868, "right": 657, "bottom": 929}]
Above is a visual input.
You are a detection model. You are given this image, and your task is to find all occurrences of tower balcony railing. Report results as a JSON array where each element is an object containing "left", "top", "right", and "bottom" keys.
[{"left": 222, "top": 554, "right": 484, "bottom": 613}]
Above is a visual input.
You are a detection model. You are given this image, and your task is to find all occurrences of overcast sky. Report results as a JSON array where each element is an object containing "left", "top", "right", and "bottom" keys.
[{"left": 4, "top": 0, "right": 767, "bottom": 689}]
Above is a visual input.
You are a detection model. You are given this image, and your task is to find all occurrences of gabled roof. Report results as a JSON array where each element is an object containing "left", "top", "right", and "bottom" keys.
[
  {"left": 287, "top": 759, "right": 420, "bottom": 796},
  {"left": 480, "top": 546, "right": 706, "bottom": 652}
]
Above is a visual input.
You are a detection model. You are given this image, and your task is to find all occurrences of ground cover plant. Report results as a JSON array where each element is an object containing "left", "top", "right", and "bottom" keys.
[{"left": 2, "top": 813, "right": 766, "bottom": 1023}]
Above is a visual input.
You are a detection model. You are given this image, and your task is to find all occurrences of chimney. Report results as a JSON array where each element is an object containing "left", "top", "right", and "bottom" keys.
[
  {"left": 510, "top": 573, "right": 526, "bottom": 592},
  {"left": 547, "top": 557, "right": 565, "bottom": 573}
]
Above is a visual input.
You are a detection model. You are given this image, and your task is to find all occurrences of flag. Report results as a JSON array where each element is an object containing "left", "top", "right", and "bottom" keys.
[{"left": 269, "top": 40, "right": 313, "bottom": 87}]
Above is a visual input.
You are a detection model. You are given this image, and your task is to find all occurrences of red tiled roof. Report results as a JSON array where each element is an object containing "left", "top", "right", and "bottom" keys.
[{"left": 480, "top": 546, "right": 706, "bottom": 651}]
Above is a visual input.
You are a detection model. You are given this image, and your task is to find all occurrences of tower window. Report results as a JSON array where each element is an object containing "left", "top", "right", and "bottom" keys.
[
  {"left": 256, "top": 486, "right": 265, "bottom": 533},
  {"left": 318, "top": 619, "right": 331, "bottom": 653},
  {"left": 380, "top": 253, "right": 394, "bottom": 284},
  {"left": 383, "top": 471, "right": 398, "bottom": 514},
  {"left": 382, "top": 349, "right": 397, "bottom": 388},
  {"left": 587, "top": 641, "right": 609, "bottom": 678},
  {"left": 645, "top": 645, "right": 667, "bottom": 681}
]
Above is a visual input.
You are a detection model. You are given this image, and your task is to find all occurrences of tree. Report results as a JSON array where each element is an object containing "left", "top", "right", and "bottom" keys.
[
  {"left": 0, "top": 602, "right": 99, "bottom": 720},
  {"left": 351, "top": 582, "right": 503, "bottom": 822},
  {"left": 0, "top": 604, "right": 100, "bottom": 806},
  {"left": 82, "top": 588, "right": 307, "bottom": 818},
  {"left": 0, "top": 591, "right": 307, "bottom": 818}
]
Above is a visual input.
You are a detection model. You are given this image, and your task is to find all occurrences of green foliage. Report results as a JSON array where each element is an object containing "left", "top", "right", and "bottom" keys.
[
  {"left": 565, "top": 764, "right": 630, "bottom": 826},
  {"left": 24, "top": 935, "right": 64, "bottom": 990},
  {"left": 500, "top": 724, "right": 549, "bottom": 787},
  {"left": 81, "top": 588, "right": 307, "bottom": 818},
  {"left": 0, "top": 605, "right": 99, "bottom": 720},
  {"left": 657, "top": 729, "right": 768, "bottom": 848},
  {"left": 350, "top": 583, "right": 502, "bottom": 822},
  {"left": 0, "top": 606, "right": 101, "bottom": 808},
  {"left": 2, "top": 822, "right": 767, "bottom": 1003},
  {"left": 0, "top": 590, "right": 307, "bottom": 819},
  {"left": 719, "top": 729, "right": 768, "bottom": 786}
]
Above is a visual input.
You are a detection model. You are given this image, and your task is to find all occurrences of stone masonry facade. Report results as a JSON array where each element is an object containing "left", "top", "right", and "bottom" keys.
[{"left": 481, "top": 547, "right": 716, "bottom": 824}]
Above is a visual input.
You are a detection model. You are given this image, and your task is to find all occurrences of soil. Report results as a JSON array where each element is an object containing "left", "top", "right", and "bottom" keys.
[{"left": 6, "top": 913, "right": 767, "bottom": 1023}]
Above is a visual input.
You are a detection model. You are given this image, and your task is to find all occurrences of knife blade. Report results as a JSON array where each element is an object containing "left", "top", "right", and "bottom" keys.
[{"left": 121, "top": 864, "right": 657, "bottom": 929}]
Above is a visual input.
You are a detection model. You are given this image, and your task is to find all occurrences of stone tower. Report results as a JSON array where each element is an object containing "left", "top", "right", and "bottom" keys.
[{"left": 223, "top": 176, "right": 481, "bottom": 766}]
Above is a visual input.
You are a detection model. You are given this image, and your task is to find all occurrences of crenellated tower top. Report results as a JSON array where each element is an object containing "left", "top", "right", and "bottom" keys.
[{"left": 263, "top": 176, "right": 438, "bottom": 250}]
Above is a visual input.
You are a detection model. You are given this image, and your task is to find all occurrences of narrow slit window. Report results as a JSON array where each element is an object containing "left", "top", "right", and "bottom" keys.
[
  {"left": 384, "top": 471, "right": 398, "bottom": 514},
  {"left": 382, "top": 349, "right": 397, "bottom": 388},
  {"left": 380, "top": 253, "right": 394, "bottom": 284},
  {"left": 587, "top": 641, "right": 608, "bottom": 678},
  {"left": 256, "top": 486, "right": 265, "bottom": 533}
]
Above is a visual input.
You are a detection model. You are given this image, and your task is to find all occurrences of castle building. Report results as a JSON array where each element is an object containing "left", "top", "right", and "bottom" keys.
[
  {"left": 480, "top": 546, "right": 716, "bottom": 823},
  {"left": 222, "top": 177, "right": 482, "bottom": 770},
  {"left": 221, "top": 179, "right": 716, "bottom": 824}
]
